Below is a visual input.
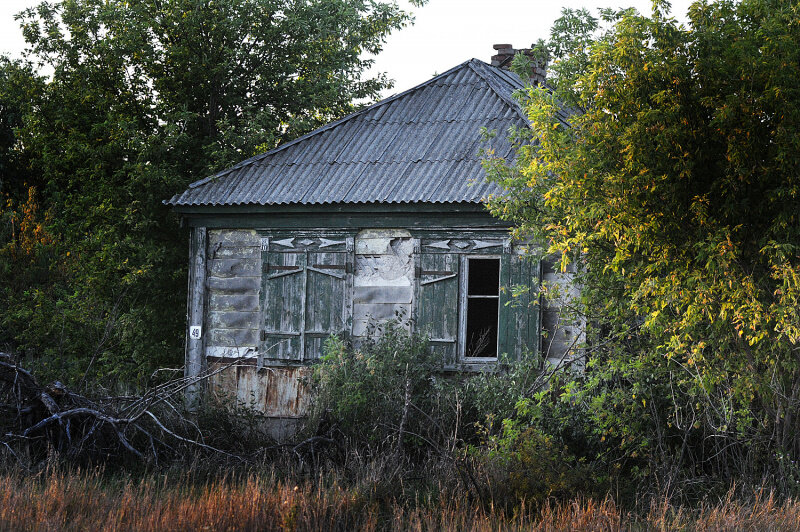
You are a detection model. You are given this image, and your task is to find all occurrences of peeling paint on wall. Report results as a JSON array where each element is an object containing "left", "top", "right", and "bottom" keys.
[
  {"left": 207, "top": 363, "right": 312, "bottom": 417},
  {"left": 541, "top": 256, "right": 584, "bottom": 369},
  {"left": 352, "top": 229, "right": 414, "bottom": 336},
  {"left": 199, "top": 228, "right": 570, "bottom": 440}
]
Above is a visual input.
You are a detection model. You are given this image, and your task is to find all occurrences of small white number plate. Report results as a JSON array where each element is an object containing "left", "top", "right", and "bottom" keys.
[{"left": 189, "top": 326, "right": 202, "bottom": 340}]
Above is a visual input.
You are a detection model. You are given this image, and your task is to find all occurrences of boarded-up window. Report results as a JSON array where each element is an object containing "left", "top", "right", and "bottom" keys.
[{"left": 259, "top": 236, "right": 354, "bottom": 364}]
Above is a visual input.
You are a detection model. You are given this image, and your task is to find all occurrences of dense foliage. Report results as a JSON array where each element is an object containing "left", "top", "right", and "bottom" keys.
[
  {"left": 0, "top": 0, "right": 419, "bottom": 386},
  {"left": 484, "top": 0, "right": 800, "bottom": 495},
  {"left": 311, "top": 325, "right": 541, "bottom": 456}
]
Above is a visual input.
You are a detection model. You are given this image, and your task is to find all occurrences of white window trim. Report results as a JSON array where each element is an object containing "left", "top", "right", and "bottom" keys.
[{"left": 458, "top": 254, "right": 502, "bottom": 363}]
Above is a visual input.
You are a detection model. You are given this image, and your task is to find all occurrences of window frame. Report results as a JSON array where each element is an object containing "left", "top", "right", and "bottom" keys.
[{"left": 458, "top": 254, "right": 502, "bottom": 363}]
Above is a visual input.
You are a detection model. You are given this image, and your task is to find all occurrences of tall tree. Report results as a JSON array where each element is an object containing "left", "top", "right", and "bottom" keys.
[
  {"left": 0, "top": 0, "right": 421, "bottom": 385},
  {"left": 486, "top": 0, "right": 800, "bottom": 482}
]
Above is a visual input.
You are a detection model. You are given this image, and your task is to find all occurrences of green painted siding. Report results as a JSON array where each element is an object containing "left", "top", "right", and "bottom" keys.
[
  {"left": 498, "top": 253, "right": 541, "bottom": 361},
  {"left": 261, "top": 251, "right": 305, "bottom": 361},
  {"left": 259, "top": 237, "right": 354, "bottom": 363},
  {"left": 304, "top": 250, "right": 352, "bottom": 360},
  {"left": 248, "top": 227, "right": 541, "bottom": 368},
  {"left": 415, "top": 251, "right": 460, "bottom": 366}
]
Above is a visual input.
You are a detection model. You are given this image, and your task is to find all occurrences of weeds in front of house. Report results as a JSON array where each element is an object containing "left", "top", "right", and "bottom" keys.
[
  {"left": 2, "top": 464, "right": 800, "bottom": 531},
  {"left": 4, "top": 324, "right": 800, "bottom": 529}
]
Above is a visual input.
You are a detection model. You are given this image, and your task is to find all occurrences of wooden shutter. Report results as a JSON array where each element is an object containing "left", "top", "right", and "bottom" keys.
[
  {"left": 260, "top": 237, "right": 353, "bottom": 364},
  {"left": 497, "top": 251, "right": 540, "bottom": 361},
  {"left": 261, "top": 251, "right": 305, "bottom": 362},
  {"left": 304, "top": 249, "right": 353, "bottom": 361},
  {"left": 414, "top": 243, "right": 460, "bottom": 366}
]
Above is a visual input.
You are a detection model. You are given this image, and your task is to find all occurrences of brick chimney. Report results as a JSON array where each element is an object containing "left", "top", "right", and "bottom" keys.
[{"left": 491, "top": 43, "right": 547, "bottom": 86}]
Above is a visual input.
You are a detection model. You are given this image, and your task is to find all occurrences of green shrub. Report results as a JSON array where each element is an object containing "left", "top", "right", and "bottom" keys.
[
  {"left": 311, "top": 325, "right": 439, "bottom": 453},
  {"left": 471, "top": 390, "right": 606, "bottom": 509},
  {"left": 310, "top": 324, "right": 542, "bottom": 457}
]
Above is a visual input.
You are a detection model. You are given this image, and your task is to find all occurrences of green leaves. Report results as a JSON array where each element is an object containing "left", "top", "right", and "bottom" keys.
[
  {"left": 0, "top": 0, "right": 419, "bottom": 386},
  {"left": 485, "top": 0, "right": 800, "bottom": 484}
]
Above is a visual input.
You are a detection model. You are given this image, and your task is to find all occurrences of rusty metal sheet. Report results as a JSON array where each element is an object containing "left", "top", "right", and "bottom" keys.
[{"left": 208, "top": 362, "right": 312, "bottom": 419}]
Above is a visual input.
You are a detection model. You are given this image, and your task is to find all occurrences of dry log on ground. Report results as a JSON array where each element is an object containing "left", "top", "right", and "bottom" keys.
[{"left": 0, "top": 353, "right": 246, "bottom": 467}]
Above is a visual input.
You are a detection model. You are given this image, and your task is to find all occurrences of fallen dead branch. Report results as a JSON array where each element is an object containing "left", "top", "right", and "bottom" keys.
[{"left": 0, "top": 352, "right": 250, "bottom": 467}]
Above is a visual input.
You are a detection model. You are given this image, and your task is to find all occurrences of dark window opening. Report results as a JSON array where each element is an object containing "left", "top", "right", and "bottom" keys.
[
  {"left": 466, "top": 298, "right": 498, "bottom": 357},
  {"left": 468, "top": 259, "right": 500, "bottom": 295},
  {"left": 465, "top": 258, "right": 500, "bottom": 358}
]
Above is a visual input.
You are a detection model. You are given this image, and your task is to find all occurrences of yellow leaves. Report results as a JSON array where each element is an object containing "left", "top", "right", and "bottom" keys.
[{"left": 4, "top": 187, "right": 54, "bottom": 261}]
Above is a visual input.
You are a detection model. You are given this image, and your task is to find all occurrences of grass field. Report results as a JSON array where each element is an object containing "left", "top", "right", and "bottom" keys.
[{"left": 1, "top": 467, "right": 800, "bottom": 531}]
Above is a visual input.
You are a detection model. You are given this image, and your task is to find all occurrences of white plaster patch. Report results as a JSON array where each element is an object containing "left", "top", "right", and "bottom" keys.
[
  {"left": 352, "top": 229, "right": 414, "bottom": 337},
  {"left": 206, "top": 346, "right": 257, "bottom": 359},
  {"left": 355, "top": 229, "right": 411, "bottom": 254}
]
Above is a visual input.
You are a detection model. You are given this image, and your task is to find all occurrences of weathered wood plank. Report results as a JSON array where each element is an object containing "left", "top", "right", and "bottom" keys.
[
  {"left": 416, "top": 252, "right": 459, "bottom": 365},
  {"left": 306, "top": 251, "right": 346, "bottom": 331},
  {"left": 207, "top": 258, "right": 259, "bottom": 277},
  {"left": 304, "top": 250, "right": 349, "bottom": 360},
  {"left": 208, "top": 229, "right": 261, "bottom": 246},
  {"left": 498, "top": 253, "right": 539, "bottom": 360},
  {"left": 208, "top": 310, "right": 260, "bottom": 330},
  {"left": 208, "top": 294, "right": 260, "bottom": 312},
  {"left": 186, "top": 226, "right": 207, "bottom": 407},
  {"left": 208, "top": 328, "right": 259, "bottom": 347},
  {"left": 262, "top": 252, "right": 304, "bottom": 361},
  {"left": 206, "top": 346, "right": 257, "bottom": 359},
  {"left": 210, "top": 244, "right": 260, "bottom": 259},
  {"left": 207, "top": 276, "right": 260, "bottom": 294}
]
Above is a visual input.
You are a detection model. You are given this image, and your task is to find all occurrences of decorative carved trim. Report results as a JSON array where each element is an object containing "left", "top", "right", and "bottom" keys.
[
  {"left": 473, "top": 240, "right": 501, "bottom": 250},
  {"left": 273, "top": 237, "right": 295, "bottom": 248},
  {"left": 425, "top": 239, "right": 451, "bottom": 249},
  {"left": 419, "top": 239, "right": 505, "bottom": 253},
  {"left": 320, "top": 237, "right": 346, "bottom": 248},
  {"left": 260, "top": 236, "right": 351, "bottom": 251}
]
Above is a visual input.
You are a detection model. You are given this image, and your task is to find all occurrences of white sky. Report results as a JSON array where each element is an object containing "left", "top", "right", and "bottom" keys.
[{"left": 0, "top": 0, "right": 695, "bottom": 96}]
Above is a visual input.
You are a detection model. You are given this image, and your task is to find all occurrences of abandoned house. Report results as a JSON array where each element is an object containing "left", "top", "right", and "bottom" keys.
[{"left": 166, "top": 46, "right": 577, "bottom": 433}]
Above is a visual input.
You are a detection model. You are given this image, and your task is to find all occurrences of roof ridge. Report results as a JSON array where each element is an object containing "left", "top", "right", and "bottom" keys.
[
  {"left": 464, "top": 59, "right": 528, "bottom": 123},
  {"left": 254, "top": 157, "right": 479, "bottom": 168},
  {"left": 186, "top": 59, "right": 482, "bottom": 191}
]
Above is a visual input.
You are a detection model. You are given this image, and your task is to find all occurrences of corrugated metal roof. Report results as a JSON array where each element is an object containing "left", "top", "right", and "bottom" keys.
[{"left": 167, "top": 58, "right": 554, "bottom": 207}]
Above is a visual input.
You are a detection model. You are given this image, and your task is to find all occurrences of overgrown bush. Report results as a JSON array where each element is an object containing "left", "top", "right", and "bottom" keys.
[
  {"left": 310, "top": 323, "right": 542, "bottom": 459},
  {"left": 479, "top": 0, "right": 800, "bottom": 506}
]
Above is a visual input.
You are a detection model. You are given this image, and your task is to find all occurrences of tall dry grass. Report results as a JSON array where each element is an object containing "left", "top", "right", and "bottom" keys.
[{"left": 1, "top": 467, "right": 800, "bottom": 531}]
